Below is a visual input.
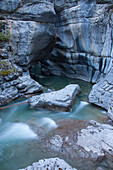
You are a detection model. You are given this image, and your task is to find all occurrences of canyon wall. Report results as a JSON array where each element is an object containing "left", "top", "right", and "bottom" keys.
[
  {"left": 0, "top": 0, "right": 56, "bottom": 105},
  {"left": 0, "top": 0, "right": 113, "bottom": 120},
  {"left": 42, "top": 0, "right": 113, "bottom": 83}
]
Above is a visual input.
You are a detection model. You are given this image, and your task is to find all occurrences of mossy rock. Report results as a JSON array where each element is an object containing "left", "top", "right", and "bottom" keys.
[
  {"left": 0, "top": 31, "right": 10, "bottom": 42},
  {"left": 0, "top": 60, "right": 18, "bottom": 76}
]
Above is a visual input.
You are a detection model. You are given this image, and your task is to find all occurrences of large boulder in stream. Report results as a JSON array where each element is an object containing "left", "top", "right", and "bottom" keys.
[{"left": 29, "top": 84, "right": 80, "bottom": 112}]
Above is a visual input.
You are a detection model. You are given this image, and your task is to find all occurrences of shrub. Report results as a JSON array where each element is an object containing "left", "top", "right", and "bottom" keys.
[
  {"left": 0, "top": 60, "right": 17, "bottom": 76},
  {"left": 0, "top": 30, "right": 10, "bottom": 42}
]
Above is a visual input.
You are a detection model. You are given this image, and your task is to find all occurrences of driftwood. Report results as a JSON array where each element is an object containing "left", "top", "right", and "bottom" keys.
[{"left": 0, "top": 100, "right": 28, "bottom": 110}]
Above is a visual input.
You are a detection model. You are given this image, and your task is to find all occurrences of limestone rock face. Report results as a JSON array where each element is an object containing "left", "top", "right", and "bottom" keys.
[
  {"left": 0, "top": 0, "right": 113, "bottom": 110},
  {"left": 41, "top": 0, "right": 113, "bottom": 83},
  {"left": 0, "top": 72, "right": 43, "bottom": 106},
  {"left": 29, "top": 84, "right": 80, "bottom": 111},
  {"left": 0, "top": 0, "right": 55, "bottom": 105},
  {"left": 89, "top": 67, "right": 113, "bottom": 120},
  {"left": 0, "top": 0, "right": 55, "bottom": 69},
  {"left": 0, "top": 0, "right": 20, "bottom": 12}
]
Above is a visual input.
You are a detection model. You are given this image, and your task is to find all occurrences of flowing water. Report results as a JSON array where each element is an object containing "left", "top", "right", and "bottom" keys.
[{"left": 0, "top": 75, "right": 107, "bottom": 170}]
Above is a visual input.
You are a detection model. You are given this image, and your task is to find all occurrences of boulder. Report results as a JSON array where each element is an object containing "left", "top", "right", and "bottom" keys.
[
  {"left": 29, "top": 84, "right": 80, "bottom": 112},
  {"left": 20, "top": 157, "right": 77, "bottom": 170}
]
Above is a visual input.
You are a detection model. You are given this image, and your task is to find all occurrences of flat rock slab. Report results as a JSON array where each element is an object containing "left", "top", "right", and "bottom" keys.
[
  {"left": 20, "top": 157, "right": 77, "bottom": 170},
  {"left": 29, "top": 84, "right": 80, "bottom": 112},
  {"left": 41, "top": 119, "right": 113, "bottom": 170}
]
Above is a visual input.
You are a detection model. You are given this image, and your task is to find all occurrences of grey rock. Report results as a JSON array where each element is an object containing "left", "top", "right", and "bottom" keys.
[
  {"left": 0, "top": 72, "right": 43, "bottom": 105},
  {"left": 11, "top": 80, "right": 19, "bottom": 86},
  {"left": 20, "top": 157, "right": 77, "bottom": 170},
  {"left": 41, "top": 1, "right": 113, "bottom": 83},
  {"left": 108, "top": 106, "right": 113, "bottom": 121},
  {"left": 29, "top": 84, "right": 80, "bottom": 111},
  {"left": 4, "top": 73, "right": 19, "bottom": 81},
  {"left": 0, "top": 95, "right": 7, "bottom": 106},
  {"left": 1, "top": 82, "right": 11, "bottom": 90},
  {"left": 0, "top": 76, "right": 4, "bottom": 85},
  {"left": 16, "top": 1, "right": 56, "bottom": 22},
  {"left": 0, "top": 88, "right": 2, "bottom": 95},
  {"left": 77, "top": 122, "right": 113, "bottom": 157},
  {"left": 50, "top": 135, "right": 63, "bottom": 149},
  {"left": 0, "top": 0, "right": 20, "bottom": 12},
  {"left": 89, "top": 67, "right": 113, "bottom": 117},
  {"left": 0, "top": 86, "right": 18, "bottom": 105},
  {"left": 41, "top": 119, "right": 113, "bottom": 169},
  {"left": 2, "top": 86, "right": 18, "bottom": 97},
  {"left": 9, "top": 20, "right": 55, "bottom": 68},
  {"left": 18, "top": 73, "right": 43, "bottom": 94}
]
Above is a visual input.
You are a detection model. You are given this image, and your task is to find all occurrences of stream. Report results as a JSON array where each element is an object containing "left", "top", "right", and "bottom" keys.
[{"left": 0, "top": 75, "right": 107, "bottom": 170}]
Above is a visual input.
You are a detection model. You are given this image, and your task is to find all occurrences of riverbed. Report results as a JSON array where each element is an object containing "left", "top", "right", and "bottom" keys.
[{"left": 0, "top": 75, "right": 106, "bottom": 170}]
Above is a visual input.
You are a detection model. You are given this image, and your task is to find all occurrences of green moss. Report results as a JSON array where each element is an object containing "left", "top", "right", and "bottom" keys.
[
  {"left": 0, "top": 60, "right": 17, "bottom": 76},
  {"left": 0, "top": 30, "right": 10, "bottom": 42}
]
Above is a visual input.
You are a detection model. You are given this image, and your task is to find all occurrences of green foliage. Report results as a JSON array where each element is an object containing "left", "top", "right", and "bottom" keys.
[
  {"left": 0, "top": 60, "right": 17, "bottom": 76},
  {"left": 0, "top": 22, "right": 11, "bottom": 42},
  {"left": 0, "top": 30, "right": 10, "bottom": 42}
]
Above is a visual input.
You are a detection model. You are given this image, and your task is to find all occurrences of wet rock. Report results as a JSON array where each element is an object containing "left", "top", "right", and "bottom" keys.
[
  {"left": 20, "top": 157, "right": 77, "bottom": 170},
  {"left": 50, "top": 135, "right": 63, "bottom": 151},
  {"left": 29, "top": 84, "right": 80, "bottom": 112},
  {"left": 108, "top": 106, "right": 113, "bottom": 121},
  {"left": 18, "top": 73, "right": 43, "bottom": 95},
  {"left": 0, "top": 72, "right": 43, "bottom": 106},
  {"left": 41, "top": 119, "right": 113, "bottom": 170},
  {"left": 0, "top": 86, "right": 18, "bottom": 105},
  {"left": 77, "top": 123, "right": 113, "bottom": 157},
  {"left": 89, "top": 67, "right": 113, "bottom": 120}
]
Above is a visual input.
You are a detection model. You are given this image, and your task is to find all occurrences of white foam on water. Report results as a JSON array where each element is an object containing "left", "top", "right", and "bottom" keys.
[
  {"left": 100, "top": 110, "right": 107, "bottom": 114},
  {"left": 75, "top": 101, "right": 89, "bottom": 114},
  {"left": 38, "top": 117, "right": 58, "bottom": 131},
  {"left": 0, "top": 123, "right": 37, "bottom": 142}
]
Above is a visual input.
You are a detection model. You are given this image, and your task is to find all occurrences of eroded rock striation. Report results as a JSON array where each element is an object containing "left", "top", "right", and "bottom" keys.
[
  {"left": 0, "top": 0, "right": 55, "bottom": 105},
  {"left": 29, "top": 84, "right": 80, "bottom": 111},
  {"left": 42, "top": 0, "right": 113, "bottom": 83}
]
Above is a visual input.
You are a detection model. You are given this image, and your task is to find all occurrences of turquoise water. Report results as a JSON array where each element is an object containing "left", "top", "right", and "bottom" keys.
[{"left": 0, "top": 75, "right": 106, "bottom": 170}]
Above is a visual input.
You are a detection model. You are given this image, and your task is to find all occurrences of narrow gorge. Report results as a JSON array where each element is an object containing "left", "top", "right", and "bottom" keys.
[{"left": 0, "top": 0, "right": 113, "bottom": 170}]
